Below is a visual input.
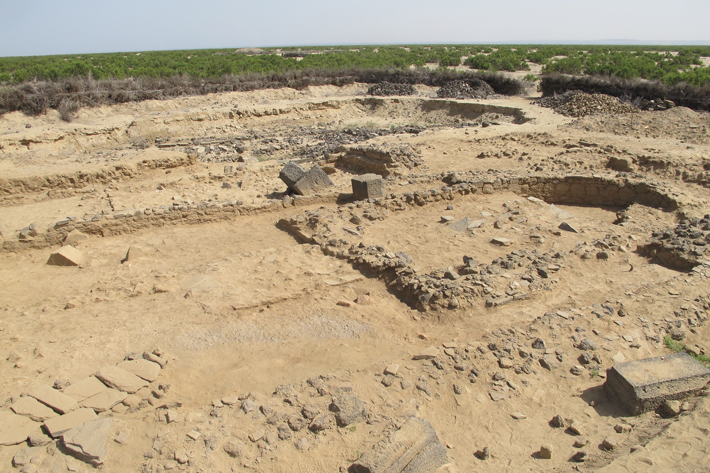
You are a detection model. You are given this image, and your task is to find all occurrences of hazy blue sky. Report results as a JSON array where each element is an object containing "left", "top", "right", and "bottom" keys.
[{"left": 2, "top": 0, "right": 709, "bottom": 57}]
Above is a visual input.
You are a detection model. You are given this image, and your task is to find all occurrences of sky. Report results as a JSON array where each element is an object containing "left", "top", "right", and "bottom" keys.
[{"left": 1, "top": 0, "right": 709, "bottom": 57}]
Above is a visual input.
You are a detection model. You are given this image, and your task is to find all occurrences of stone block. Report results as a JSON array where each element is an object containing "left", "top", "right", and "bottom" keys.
[
  {"left": 81, "top": 389, "right": 128, "bottom": 413},
  {"left": 604, "top": 352, "right": 710, "bottom": 415},
  {"left": 43, "top": 408, "right": 97, "bottom": 438},
  {"left": 293, "top": 165, "right": 334, "bottom": 196},
  {"left": 117, "top": 359, "right": 161, "bottom": 382},
  {"left": 28, "top": 385, "right": 78, "bottom": 414},
  {"left": 11, "top": 396, "right": 59, "bottom": 422},
  {"left": 95, "top": 366, "right": 149, "bottom": 394},
  {"left": 350, "top": 417, "right": 448, "bottom": 473},
  {"left": 46, "top": 246, "right": 88, "bottom": 267},
  {"left": 279, "top": 162, "right": 306, "bottom": 189},
  {"left": 352, "top": 174, "right": 384, "bottom": 200},
  {"left": 63, "top": 377, "right": 110, "bottom": 402}
]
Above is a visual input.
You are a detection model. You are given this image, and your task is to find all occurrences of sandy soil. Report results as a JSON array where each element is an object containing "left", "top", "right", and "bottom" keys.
[{"left": 1, "top": 83, "right": 710, "bottom": 473}]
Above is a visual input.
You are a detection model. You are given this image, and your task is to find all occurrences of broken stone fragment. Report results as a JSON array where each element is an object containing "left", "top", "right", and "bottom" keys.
[
  {"left": 413, "top": 346, "right": 440, "bottom": 360},
  {"left": 559, "top": 222, "right": 579, "bottom": 233},
  {"left": 62, "top": 417, "right": 114, "bottom": 465},
  {"left": 46, "top": 246, "right": 88, "bottom": 267},
  {"left": 491, "top": 237, "right": 512, "bottom": 246},
  {"left": 0, "top": 411, "right": 40, "bottom": 446}
]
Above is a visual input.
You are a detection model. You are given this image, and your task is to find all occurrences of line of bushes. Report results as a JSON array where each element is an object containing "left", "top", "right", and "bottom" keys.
[
  {"left": 540, "top": 74, "right": 710, "bottom": 112},
  {"left": 0, "top": 68, "right": 526, "bottom": 120}
]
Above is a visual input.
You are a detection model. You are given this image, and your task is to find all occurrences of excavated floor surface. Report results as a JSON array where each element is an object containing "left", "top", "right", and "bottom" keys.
[{"left": 1, "top": 83, "right": 710, "bottom": 473}]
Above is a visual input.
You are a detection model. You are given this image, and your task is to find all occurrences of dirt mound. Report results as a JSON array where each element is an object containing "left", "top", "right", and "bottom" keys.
[
  {"left": 366, "top": 82, "right": 417, "bottom": 97},
  {"left": 436, "top": 79, "right": 495, "bottom": 99},
  {"left": 566, "top": 106, "right": 710, "bottom": 144},
  {"left": 535, "top": 91, "right": 638, "bottom": 117},
  {"left": 334, "top": 143, "right": 424, "bottom": 176}
]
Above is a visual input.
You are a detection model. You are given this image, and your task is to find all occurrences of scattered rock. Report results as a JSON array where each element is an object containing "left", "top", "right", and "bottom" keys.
[
  {"left": 663, "top": 400, "right": 682, "bottom": 416},
  {"left": 559, "top": 222, "right": 579, "bottom": 233},
  {"left": 602, "top": 437, "right": 618, "bottom": 450},
  {"left": 550, "top": 415, "right": 566, "bottom": 428},
  {"left": 223, "top": 439, "right": 243, "bottom": 457},
  {"left": 330, "top": 395, "right": 367, "bottom": 427},
  {"left": 413, "top": 347, "right": 440, "bottom": 360},
  {"left": 539, "top": 444, "right": 553, "bottom": 459}
]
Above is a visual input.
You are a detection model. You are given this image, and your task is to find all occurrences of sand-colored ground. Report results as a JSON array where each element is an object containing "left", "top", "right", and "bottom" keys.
[{"left": 1, "top": 83, "right": 710, "bottom": 473}]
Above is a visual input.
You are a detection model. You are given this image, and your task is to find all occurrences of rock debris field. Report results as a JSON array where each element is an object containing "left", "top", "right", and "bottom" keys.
[{"left": 1, "top": 82, "right": 710, "bottom": 473}]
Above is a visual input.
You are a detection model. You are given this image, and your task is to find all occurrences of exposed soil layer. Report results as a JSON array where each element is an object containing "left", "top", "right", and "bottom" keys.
[{"left": 1, "top": 83, "right": 710, "bottom": 473}]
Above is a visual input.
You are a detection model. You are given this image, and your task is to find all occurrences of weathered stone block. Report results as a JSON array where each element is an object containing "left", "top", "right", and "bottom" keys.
[
  {"left": 352, "top": 174, "right": 384, "bottom": 200},
  {"left": 279, "top": 162, "right": 306, "bottom": 189},
  {"left": 293, "top": 165, "right": 334, "bottom": 196},
  {"left": 604, "top": 352, "right": 710, "bottom": 415},
  {"left": 46, "top": 246, "right": 88, "bottom": 267},
  {"left": 349, "top": 417, "right": 448, "bottom": 473}
]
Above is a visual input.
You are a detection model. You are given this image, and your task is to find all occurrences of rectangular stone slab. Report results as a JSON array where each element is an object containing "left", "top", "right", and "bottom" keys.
[
  {"left": 43, "top": 408, "right": 97, "bottom": 438},
  {"left": 81, "top": 389, "right": 128, "bottom": 413},
  {"left": 0, "top": 411, "right": 40, "bottom": 446},
  {"left": 604, "top": 352, "right": 710, "bottom": 415},
  {"left": 63, "top": 377, "right": 110, "bottom": 402},
  {"left": 11, "top": 396, "right": 59, "bottom": 422},
  {"left": 116, "top": 359, "right": 161, "bottom": 382},
  {"left": 28, "top": 385, "right": 78, "bottom": 414},
  {"left": 350, "top": 417, "right": 448, "bottom": 473},
  {"left": 95, "top": 366, "right": 149, "bottom": 394}
]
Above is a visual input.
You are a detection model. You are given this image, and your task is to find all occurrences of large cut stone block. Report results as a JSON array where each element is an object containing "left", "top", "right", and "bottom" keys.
[
  {"left": 95, "top": 366, "right": 149, "bottom": 393},
  {"left": 279, "top": 162, "right": 306, "bottom": 189},
  {"left": 46, "top": 246, "right": 88, "bottom": 267},
  {"left": 28, "top": 385, "right": 78, "bottom": 414},
  {"left": 293, "top": 165, "right": 334, "bottom": 196},
  {"left": 43, "top": 408, "right": 97, "bottom": 438},
  {"left": 352, "top": 174, "right": 384, "bottom": 201},
  {"left": 350, "top": 417, "right": 448, "bottom": 473},
  {"left": 604, "top": 352, "right": 710, "bottom": 415}
]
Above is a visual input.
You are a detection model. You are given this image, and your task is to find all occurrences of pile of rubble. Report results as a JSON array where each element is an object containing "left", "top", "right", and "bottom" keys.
[
  {"left": 436, "top": 79, "right": 495, "bottom": 100},
  {"left": 334, "top": 143, "right": 424, "bottom": 176},
  {"left": 366, "top": 82, "right": 417, "bottom": 96},
  {"left": 535, "top": 91, "right": 638, "bottom": 117},
  {"left": 641, "top": 216, "right": 710, "bottom": 270},
  {"left": 639, "top": 98, "right": 677, "bottom": 111},
  {"left": 0, "top": 349, "right": 169, "bottom": 467}
]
